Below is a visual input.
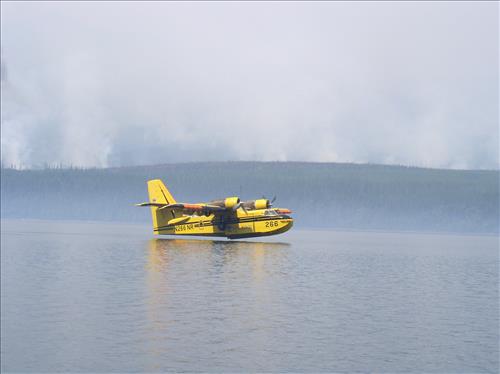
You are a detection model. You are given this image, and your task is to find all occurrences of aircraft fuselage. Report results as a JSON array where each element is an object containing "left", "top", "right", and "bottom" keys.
[{"left": 154, "top": 209, "right": 293, "bottom": 239}]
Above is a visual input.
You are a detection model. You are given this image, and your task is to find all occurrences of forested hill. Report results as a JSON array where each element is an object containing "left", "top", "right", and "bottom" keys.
[{"left": 1, "top": 162, "right": 498, "bottom": 234}]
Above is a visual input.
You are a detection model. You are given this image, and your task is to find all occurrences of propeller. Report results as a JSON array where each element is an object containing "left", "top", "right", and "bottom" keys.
[
  {"left": 233, "top": 201, "right": 248, "bottom": 214},
  {"left": 262, "top": 195, "right": 277, "bottom": 208}
]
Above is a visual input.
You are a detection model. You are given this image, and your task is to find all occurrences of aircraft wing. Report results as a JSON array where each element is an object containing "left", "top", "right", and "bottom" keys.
[
  {"left": 136, "top": 202, "right": 225, "bottom": 214},
  {"left": 173, "top": 203, "right": 226, "bottom": 214}
]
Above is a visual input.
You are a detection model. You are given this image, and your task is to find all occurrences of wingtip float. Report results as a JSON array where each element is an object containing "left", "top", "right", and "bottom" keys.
[{"left": 137, "top": 179, "right": 293, "bottom": 239}]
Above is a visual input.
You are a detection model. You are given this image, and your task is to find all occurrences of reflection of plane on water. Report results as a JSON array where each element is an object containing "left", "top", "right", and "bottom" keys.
[
  {"left": 150, "top": 238, "right": 291, "bottom": 251},
  {"left": 147, "top": 238, "right": 290, "bottom": 274},
  {"left": 137, "top": 179, "right": 293, "bottom": 239}
]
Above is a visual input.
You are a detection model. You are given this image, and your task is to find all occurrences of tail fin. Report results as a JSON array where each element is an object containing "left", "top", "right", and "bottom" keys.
[
  {"left": 147, "top": 179, "right": 176, "bottom": 205},
  {"left": 147, "top": 179, "right": 178, "bottom": 231}
]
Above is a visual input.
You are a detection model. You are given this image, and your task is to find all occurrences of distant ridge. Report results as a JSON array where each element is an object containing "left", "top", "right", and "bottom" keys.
[{"left": 1, "top": 161, "right": 498, "bottom": 233}]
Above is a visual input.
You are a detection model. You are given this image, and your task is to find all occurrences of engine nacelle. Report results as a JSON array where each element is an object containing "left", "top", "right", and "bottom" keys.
[
  {"left": 254, "top": 199, "right": 270, "bottom": 210},
  {"left": 224, "top": 197, "right": 240, "bottom": 209}
]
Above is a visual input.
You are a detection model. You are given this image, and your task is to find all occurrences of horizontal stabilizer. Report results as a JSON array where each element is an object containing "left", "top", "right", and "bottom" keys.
[
  {"left": 158, "top": 203, "right": 184, "bottom": 211},
  {"left": 136, "top": 202, "right": 184, "bottom": 211},
  {"left": 135, "top": 202, "right": 168, "bottom": 207}
]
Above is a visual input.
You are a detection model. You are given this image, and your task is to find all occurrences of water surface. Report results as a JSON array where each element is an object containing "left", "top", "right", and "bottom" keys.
[{"left": 1, "top": 220, "right": 498, "bottom": 372}]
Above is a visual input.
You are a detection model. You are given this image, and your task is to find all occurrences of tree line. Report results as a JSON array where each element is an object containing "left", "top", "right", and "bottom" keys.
[{"left": 1, "top": 161, "right": 498, "bottom": 233}]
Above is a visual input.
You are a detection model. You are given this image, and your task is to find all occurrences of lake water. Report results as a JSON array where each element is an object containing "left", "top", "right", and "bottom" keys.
[{"left": 1, "top": 219, "right": 498, "bottom": 373}]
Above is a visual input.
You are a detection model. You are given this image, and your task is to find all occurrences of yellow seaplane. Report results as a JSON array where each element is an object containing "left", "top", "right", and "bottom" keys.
[{"left": 137, "top": 179, "right": 293, "bottom": 239}]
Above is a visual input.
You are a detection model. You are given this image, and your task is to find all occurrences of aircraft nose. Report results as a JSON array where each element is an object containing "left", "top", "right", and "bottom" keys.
[{"left": 281, "top": 218, "right": 293, "bottom": 232}]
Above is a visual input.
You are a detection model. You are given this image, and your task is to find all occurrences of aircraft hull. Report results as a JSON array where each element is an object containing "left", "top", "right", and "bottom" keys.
[{"left": 154, "top": 214, "right": 293, "bottom": 239}]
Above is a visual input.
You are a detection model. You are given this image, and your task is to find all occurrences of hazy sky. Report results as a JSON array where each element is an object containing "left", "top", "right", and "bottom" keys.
[{"left": 1, "top": 1, "right": 498, "bottom": 169}]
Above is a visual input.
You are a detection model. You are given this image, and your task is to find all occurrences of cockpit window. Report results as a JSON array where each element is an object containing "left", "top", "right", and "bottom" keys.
[{"left": 264, "top": 209, "right": 278, "bottom": 216}]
